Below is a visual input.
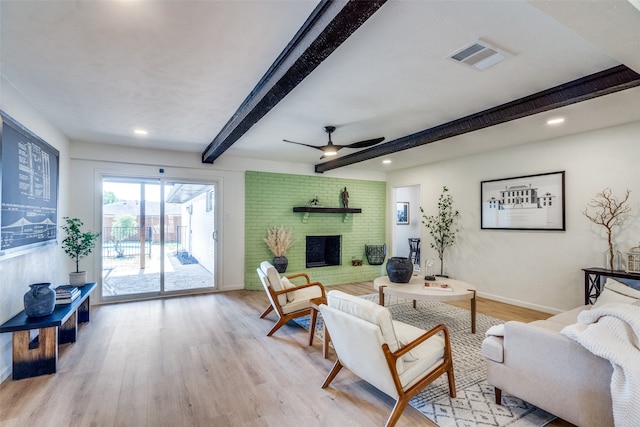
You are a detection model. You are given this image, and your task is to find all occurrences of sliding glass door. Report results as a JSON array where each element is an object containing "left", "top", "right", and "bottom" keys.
[{"left": 101, "top": 177, "right": 216, "bottom": 300}]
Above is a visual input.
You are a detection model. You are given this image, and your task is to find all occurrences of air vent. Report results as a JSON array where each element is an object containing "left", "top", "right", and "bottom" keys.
[{"left": 448, "top": 40, "right": 511, "bottom": 71}]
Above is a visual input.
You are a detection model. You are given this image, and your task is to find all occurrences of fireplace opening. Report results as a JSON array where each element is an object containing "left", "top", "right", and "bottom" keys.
[{"left": 306, "top": 235, "right": 341, "bottom": 268}]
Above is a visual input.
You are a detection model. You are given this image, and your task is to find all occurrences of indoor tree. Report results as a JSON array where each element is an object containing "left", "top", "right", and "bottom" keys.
[{"left": 420, "top": 186, "right": 460, "bottom": 276}]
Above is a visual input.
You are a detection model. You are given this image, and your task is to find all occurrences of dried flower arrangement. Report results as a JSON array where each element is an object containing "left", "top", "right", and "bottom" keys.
[{"left": 263, "top": 226, "right": 294, "bottom": 257}]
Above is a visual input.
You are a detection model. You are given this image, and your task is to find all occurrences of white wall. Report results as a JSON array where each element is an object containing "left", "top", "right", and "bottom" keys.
[
  {"left": 392, "top": 185, "right": 421, "bottom": 258},
  {"left": 0, "top": 78, "right": 71, "bottom": 381},
  {"left": 387, "top": 120, "right": 640, "bottom": 313}
]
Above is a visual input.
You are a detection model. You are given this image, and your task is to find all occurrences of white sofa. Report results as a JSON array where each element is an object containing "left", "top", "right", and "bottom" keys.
[{"left": 481, "top": 278, "right": 640, "bottom": 427}]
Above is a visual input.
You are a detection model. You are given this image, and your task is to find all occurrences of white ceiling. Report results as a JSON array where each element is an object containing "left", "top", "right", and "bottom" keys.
[{"left": 2, "top": 0, "right": 640, "bottom": 173}]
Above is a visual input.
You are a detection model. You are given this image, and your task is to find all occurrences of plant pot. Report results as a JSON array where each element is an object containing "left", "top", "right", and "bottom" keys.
[
  {"left": 386, "top": 257, "right": 413, "bottom": 283},
  {"left": 69, "top": 271, "right": 87, "bottom": 286},
  {"left": 272, "top": 256, "right": 288, "bottom": 274},
  {"left": 24, "top": 283, "right": 56, "bottom": 317}
]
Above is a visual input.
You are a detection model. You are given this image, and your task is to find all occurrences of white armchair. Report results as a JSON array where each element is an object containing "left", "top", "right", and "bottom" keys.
[
  {"left": 319, "top": 290, "right": 455, "bottom": 427},
  {"left": 256, "top": 261, "right": 325, "bottom": 337}
]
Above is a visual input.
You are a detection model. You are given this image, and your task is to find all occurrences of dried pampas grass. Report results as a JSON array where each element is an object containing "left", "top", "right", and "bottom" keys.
[{"left": 264, "top": 226, "right": 293, "bottom": 257}]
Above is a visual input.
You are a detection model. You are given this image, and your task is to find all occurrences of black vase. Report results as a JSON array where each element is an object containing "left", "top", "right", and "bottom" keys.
[
  {"left": 386, "top": 257, "right": 413, "bottom": 283},
  {"left": 24, "top": 283, "right": 56, "bottom": 317},
  {"left": 272, "top": 256, "right": 288, "bottom": 274}
]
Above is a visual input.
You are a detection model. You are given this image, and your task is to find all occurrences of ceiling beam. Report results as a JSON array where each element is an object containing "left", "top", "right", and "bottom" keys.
[
  {"left": 314, "top": 64, "right": 640, "bottom": 173},
  {"left": 202, "top": 0, "right": 388, "bottom": 164}
]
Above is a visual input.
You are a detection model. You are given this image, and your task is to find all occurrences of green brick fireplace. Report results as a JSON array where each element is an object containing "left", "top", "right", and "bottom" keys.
[{"left": 245, "top": 171, "right": 387, "bottom": 290}]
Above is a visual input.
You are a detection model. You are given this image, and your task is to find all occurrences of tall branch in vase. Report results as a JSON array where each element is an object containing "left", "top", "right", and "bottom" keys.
[
  {"left": 582, "top": 188, "right": 631, "bottom": 271},
  {"left": 420, "top": 186, "right": 460, "bottom": 276}
]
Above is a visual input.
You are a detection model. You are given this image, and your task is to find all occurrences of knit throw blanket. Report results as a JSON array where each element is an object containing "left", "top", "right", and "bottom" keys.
[{"left": 561, "top": 303, "right": 640, "bottom": 427}]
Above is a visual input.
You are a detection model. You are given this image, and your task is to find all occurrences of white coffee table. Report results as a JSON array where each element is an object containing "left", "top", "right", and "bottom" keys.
[{"left": 373, "top": 275, "right": 477, "bottom": 333}]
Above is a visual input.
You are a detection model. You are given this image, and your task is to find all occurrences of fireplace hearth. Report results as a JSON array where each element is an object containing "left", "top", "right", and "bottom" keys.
[{"left": 306, "top": 235, "right": 341, "bottom": 268}]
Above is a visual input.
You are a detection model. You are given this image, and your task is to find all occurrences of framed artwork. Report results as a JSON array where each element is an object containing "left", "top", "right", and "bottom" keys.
[
  {"left": 0, "top": 111, "right": 59, "bottom": 259},
  {"left": 396, "top": 202, "right": 409, "bottom": 225},
  {"left": 481, "top": 171, "right": 565, "bottom": 231}
]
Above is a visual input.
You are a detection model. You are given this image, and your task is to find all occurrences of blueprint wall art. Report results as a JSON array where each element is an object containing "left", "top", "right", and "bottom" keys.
[{"left": 0, "top": 111, "right": 59, "bottom": 259}]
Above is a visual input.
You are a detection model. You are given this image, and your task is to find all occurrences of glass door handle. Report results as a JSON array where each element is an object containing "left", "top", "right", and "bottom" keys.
[{"left": 212, "top": 231, "right": 218, "bottom": 241}]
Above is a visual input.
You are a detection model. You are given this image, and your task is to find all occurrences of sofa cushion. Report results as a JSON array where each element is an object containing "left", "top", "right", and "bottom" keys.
[
  {"left": 592, "top": 278, "right": 640, "bottom": 308},
  {"left": 546, "top": 306, "right": 590, "bottom": 327}
]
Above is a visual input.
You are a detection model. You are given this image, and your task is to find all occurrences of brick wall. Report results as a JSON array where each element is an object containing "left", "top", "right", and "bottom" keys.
[{"left": 245, "top": 171, "right": 386, "bottom": 290}]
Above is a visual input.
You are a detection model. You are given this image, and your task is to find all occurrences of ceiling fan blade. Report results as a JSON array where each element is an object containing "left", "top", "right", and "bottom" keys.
[
  {"left": 344, "top": 137, "right": 385, "bottom": 149},
  {"left": 283, "top": 139, "right": 325, "bottom": 150}
]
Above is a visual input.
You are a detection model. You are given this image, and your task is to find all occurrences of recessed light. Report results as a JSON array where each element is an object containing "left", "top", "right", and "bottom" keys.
[
  {"left": 134, "top": 129, "right": 148, "bottom": 136},
  {"left": 382, "top": 159, "right": 392, "bottom": 164},
  {"left": 546, "top": 118, "right": 565, "bottom": 125}
]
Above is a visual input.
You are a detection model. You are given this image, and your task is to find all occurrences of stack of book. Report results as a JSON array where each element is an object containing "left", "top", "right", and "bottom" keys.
[
  {"left": 55, "top": 285, "right": 80, "bottom": 305},
  {"left": 424, "top": 282, "right": 454, "bottom": 292}
]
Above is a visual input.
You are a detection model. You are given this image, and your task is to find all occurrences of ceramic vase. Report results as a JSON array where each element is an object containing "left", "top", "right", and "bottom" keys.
[
  {"left": 273, "top": 256, "right": 288, "bottom": 274},
  {"left": 24, "top": 283, "right": 56, "bottom": 317},
  {"left": 386, "top": 257, "right": 413, "bottom": 283}
]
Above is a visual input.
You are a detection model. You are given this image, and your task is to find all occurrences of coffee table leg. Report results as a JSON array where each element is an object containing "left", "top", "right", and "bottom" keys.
[
  {"left": 378, "top": 285, "right": 386, "bottom": 306},
  {"left": 470, "top": 290, "right": 477, "bottom": 334}
]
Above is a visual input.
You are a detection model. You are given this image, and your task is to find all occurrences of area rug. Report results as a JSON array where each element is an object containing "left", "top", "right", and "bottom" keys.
[{"left": 293, "top": 295, "right": 556, "bottom": 427}]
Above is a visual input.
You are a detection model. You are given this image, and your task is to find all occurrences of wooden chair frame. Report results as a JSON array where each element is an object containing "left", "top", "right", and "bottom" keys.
[
  {"left": 258, "top": 271, "right": 326, "bottom": 337},
  {"left": 322, "top": 323, "right": 456, "bottom": 427}
]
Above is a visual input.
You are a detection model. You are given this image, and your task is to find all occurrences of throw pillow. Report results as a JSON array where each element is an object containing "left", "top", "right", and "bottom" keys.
[
  {"left": 281, "top": 276, "right": 297, "bottom": 302},
  {"left": 265, "top": 265, "right": 287, "bottom": 306},
  {"left": 592, "top": 278, "right": 640, "bottom": 309}
]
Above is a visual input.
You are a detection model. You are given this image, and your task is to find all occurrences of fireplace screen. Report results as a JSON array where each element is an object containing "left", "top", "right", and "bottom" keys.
[{"left": 306, "top": 235, "right": 341, "bottom": 268}]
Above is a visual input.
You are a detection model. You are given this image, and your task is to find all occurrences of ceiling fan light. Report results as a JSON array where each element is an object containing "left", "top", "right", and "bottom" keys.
[{"left": 323, "top": 150, "right": 337, "bottom": 156}]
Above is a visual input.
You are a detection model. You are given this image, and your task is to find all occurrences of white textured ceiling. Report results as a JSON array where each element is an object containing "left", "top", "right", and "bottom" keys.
[{"left": 2, "top": 0, "right": 640, "bottom": 172}]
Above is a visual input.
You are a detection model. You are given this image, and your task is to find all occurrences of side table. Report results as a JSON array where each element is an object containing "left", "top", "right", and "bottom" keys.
[
  {"left": 582, "top": 268, "right": 640, "bottom": 304},
  {"left": 309, "top": 297, "right": 330, "bottom": 359}
]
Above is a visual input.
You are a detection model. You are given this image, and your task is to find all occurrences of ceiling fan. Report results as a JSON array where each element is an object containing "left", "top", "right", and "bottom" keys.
[{"left": 283, "top": 126, "right": 385, "bottom": 159}]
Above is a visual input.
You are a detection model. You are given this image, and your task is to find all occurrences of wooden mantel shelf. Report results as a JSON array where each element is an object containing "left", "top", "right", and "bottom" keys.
[{"left": 293, "top": 207, "right": 361, "bottom": 223}]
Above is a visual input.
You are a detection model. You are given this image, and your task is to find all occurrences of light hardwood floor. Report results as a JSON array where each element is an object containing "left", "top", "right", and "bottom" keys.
[{"left": 0, "top": 282, "right": 574, "bottom": 426}]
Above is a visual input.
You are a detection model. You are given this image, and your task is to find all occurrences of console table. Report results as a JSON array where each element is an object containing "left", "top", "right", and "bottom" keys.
[
  {"left": 583, "top": 268, "right": 640, "bottom": 304},
  {"left": 0, "top": 282, "right": 96, "bottom": 380}
]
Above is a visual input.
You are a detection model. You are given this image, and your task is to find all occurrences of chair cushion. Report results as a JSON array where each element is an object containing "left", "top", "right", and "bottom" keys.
[
  {"left": 393, "top": 320, "right": 444, "bottom": 363},
  {"left": 592, "top": 278, "right": 640, "bottom": 308},
  {"left": 260, "top": 261, "right": 287, "bottom": 306},
  {"left": 280, "top": 285, "right": 324, "bottom": 314},
  {"left": 327, "top": 290, "right": 400, "bottom": 353}
]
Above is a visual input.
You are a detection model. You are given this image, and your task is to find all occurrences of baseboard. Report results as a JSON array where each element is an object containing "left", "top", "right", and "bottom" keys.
[{"left": 477, "top": 291, "right": 563, "bottom": 315}]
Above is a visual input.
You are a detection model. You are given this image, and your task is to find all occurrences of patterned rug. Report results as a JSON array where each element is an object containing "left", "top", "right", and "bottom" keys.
[{"left": 294, "top": 294, "right": 556, "bottom": 426}]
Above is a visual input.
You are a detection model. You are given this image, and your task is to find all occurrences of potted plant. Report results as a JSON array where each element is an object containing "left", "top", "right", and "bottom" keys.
[
  {"left": 264, "top": 225, "right": 293, "bottom": 273},
  {"left": 61, "top": 216, "right": 101, "bottom": 285},
  {"left": 420, "top": 186, "right": 460, "bottom": 277},
  {"left": 582, "top": 188, "right": 631, "bottom": 271}
]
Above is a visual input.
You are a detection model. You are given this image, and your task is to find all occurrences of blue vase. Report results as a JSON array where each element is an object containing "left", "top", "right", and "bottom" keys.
[
  {"left": 386, "top": 257, "right": 413, "bottom": 283},
  {"left": 24, "top": 283, "right": 56, "bottom": 317}
]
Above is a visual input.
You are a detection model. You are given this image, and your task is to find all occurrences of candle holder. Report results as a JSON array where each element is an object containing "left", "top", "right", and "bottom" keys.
[{"left": 424, "top": 258, "right": 436, "bottom": 281}]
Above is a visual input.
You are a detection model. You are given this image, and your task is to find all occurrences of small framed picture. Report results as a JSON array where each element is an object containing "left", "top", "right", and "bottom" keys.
[{"left": 396, "top": 202, "right": 409, "bottom": 225}]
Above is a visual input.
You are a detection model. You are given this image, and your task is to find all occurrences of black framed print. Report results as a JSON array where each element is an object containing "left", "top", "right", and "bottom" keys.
[
  {"left": 481, "top": 171, "right": 565, "bottom": 231},
  {"left": 396, "top": 202, "right": 409, "bottom": 225}
]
